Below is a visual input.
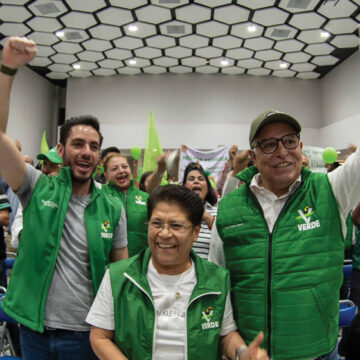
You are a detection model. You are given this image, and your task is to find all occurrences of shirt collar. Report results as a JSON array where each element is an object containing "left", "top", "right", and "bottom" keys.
[{"left": 250, "top": 173, "right": 302, "bottom": 199}]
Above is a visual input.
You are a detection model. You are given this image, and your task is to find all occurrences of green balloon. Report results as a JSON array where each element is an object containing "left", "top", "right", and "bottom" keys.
[
  {"left": 131, "top": 146, "right": 142, "bottom": 161},
  {"left": 322, "top": 147, "right": 338, "bottom": 164}
]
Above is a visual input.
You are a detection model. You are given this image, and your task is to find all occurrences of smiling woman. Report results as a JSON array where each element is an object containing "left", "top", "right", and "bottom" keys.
[
  {"left": 86, "top": 185, "right": 268, "bottom": 360},
  {"left": 103, "top": 154, "right": 149, "bottom": 257}
]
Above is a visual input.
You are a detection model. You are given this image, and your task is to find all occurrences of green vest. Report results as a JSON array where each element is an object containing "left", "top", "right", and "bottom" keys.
[
  {"left": 105, "top": 181, "right": 148, "bottom": 257},
  {"left": 2, "top": 167, "right": 122, "bottom": 332},
  {"left": 353, "top": 225, "right": 360, "bottom": 270},
  {"left": 217, "top": 166, "right": 344, "bottom": 360},
  {"left": 109, "top": 248, "right": 230, "bottom": 360}
]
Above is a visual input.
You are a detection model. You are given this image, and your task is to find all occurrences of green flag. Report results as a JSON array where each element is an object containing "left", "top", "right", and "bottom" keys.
[
  {"left": 40, "top": 131, "right": 50, "bottom": 155},
  {"left": 143, "top": 112, "right": 164, "bottom": 172}
]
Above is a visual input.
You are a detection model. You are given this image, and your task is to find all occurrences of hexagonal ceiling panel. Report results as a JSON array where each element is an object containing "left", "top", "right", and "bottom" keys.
[{"left": 0, "top": 1, "right": 358, "bottom": 86}]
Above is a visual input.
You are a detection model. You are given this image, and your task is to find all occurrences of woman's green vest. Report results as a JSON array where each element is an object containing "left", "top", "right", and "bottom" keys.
[
  {"left": 216, "top": 166, "right": 344, "bottom": 360},
  {"left": 2, "top": 167, "right": 122, "bottom": 332},
  {"left": 105, "top": 182, "right": 148, "bottom": 257},
  {"left": 109, "top": 248, "right": 230, "bottom": 360}
]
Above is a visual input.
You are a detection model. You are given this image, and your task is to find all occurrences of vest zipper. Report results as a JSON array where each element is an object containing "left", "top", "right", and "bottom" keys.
[
  {"left": 258, "top": 182, "right": 303, "bottom": 358},
  {"left": 184, "top": 291, "right": 221, "bottom": 360},
  {"left": 267, "top": 232, "right": 272, "bottom": 356},
  {"left": 124, "top": 273, "right": 156, "bottom": 358}
]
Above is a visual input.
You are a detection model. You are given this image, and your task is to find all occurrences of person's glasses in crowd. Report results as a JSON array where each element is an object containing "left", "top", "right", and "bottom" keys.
[
  {"left": 148, "top": 220, "right": 193, "bottom": 234},
  {"left": 253, "top": 134, "right": 300, "bottom": 154}
]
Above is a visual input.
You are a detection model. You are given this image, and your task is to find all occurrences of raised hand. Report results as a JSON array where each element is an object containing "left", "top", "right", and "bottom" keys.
[{"left": 2, "top": 37, "right": 37, "bottom": 69}]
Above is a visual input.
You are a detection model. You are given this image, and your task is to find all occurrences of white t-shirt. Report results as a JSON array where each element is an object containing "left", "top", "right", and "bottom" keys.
[{"left": 86, "top": 259, "right": 237, "bottom": 358}]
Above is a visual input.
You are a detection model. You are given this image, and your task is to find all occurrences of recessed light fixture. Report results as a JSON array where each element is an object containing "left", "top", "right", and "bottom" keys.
[
  {"left": 55, "top": 30, "right": 64, "bottom": 38},
  {"left": 128, "top": 24, "right": 138, "bottom": 32},
  {"left": 320, "top": 31, "right": 330, "bottom": 38},
  {"left": 247, "top": 24, "right": 257, "bottom": 32},
  {"left": 129, "top": 59, "right": 137, "bottom": 65},
  {"left": 73, "top": 64, "right": 81, "bottom": 70},
  {"left": 280, "top": 62, "right": 288, "bottom": 68},
  {"left": 221, "top": 59, "right": 229, "bottom": 66}
]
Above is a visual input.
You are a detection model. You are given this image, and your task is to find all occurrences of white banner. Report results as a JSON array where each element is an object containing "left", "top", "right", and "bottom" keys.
[
  {"left": 302, "top": 145, "right": 327, "bottom": 173},
  {"left": 178, "top": 145, "right": 230, "bottom": 183}
]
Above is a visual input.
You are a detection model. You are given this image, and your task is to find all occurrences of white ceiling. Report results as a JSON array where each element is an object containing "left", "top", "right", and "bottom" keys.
[{"left": 0, "top": 0, "right": 359, "bottom": 85}]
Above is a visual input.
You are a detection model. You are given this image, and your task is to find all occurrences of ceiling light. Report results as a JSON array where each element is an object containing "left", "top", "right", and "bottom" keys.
[
  {"left": 73, "top": 64, "right": 81, "bottom": 70},
  {"left": 280, "top": 62, "right": 288, "bottom": 68},
  {"left": 129, "top": 59, "right": 137, "bottom": 65},
  {"left": 321, "top": 31, "right": 330, "bottom": 38},
  {"left": 247, "top": 24, "right": 257, "bottom": 32},
  {"left": 128, "top": 24, "right": 138, "bottom": 32},
  {"left": 55, "top": 30, "right": 64, "bottom": 38},
  {"left": 221, "top": 59, "right": 229, "bottom": 66}
]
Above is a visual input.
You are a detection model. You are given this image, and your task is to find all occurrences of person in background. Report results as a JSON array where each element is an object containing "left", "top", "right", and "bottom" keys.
[
  {"left": 210, "top": 110, "right": 360, "bottom": 360},
  {"left": 182, "top": 162, "right": 218, "bottom": 260},
  {"left": 11, "top": 146, "right": 63, "bottom": 248},
  {"left": 138, "top": 152, "right": 169, "bottom": 193},
  {"left": 87, "top": 185, "right": 268, "bottom": 360},
  {"left": 0, "top": 36, "right": 128, "bottom": 359},
  {"left": 94, "top": 146, "right": 121, "bottom": 184},
  {"left": 217, "top": 145, "right": 238, "bottom": 197},
  {"left": 104, "top": 154, "right": 149, "bottom": 257},
  {"left": 222, "top": 150, "right": 251, "bottom": 198},
  {"left": 302, "top": 153, "right": 310, "bottom": 169},
  {"left": 0, "top": 184, "right": 10, "bottom": 287}
]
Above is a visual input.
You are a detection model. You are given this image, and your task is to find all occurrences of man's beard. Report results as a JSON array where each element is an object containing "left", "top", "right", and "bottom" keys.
[{"left": 63, "top": 149, "right": 94, "bottom": 184}]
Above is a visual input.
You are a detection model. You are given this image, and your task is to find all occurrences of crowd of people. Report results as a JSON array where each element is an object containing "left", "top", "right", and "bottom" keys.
[{"left": 0, "top": 36, "right": 359, "bottom": 360}]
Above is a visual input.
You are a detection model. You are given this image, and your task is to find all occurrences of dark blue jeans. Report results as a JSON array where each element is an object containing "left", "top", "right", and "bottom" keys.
[
  {"left": 20, "top": 325, "right": 97, "bottom": 360},
  {"left": 314, "top": 344, "right": 338, "bottom": 360}
]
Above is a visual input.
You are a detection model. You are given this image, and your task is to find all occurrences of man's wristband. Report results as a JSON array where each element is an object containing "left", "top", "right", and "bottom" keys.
[
  {"left": 0, "top": 63, "right": 18, "bottom": 76},
  {"left": 235, "top": 345, "right": 248, "bottom": 360}
]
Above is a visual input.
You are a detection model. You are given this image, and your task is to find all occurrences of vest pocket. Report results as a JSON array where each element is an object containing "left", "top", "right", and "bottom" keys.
[{"left": 272, "top": 286, "right": 330, "bottom": 358}]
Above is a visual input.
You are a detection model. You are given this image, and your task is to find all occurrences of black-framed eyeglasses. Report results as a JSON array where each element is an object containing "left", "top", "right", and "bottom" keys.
[{"left": 252, "top": 134, "right": 300, "bottom": 154}]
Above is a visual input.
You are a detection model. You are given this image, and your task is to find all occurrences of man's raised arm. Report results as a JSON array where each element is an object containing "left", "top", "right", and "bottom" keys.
[{"left": 0, "top": 37, "right": 37, "bottom": 191}]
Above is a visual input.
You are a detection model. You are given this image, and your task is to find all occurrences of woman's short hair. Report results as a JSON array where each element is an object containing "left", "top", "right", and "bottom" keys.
[
  {"left": 182, "top": 162, "right": 218, "bottom": 206},
  {"left": 147, "top": 185, "right": 204, "bottom": 226},
  {"left": 103, "top": 154, "right": 129, "bottom": 173}
]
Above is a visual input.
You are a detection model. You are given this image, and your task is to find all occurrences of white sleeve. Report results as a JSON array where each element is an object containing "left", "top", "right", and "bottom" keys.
[
  {"left": 208, "top": 222, "right": 226, "bottom": 267},
  {"left": 10, "top": 204, "right": 23, "bottom": 249},
  {"left": 86, "top": 269, "right": 115, "bottom": 330},
  {"left": 220, "top": 292, "right": 237, "bottom": 336},
  {"left": 328, "top": 149, "right": 360, "bottom": 227}
]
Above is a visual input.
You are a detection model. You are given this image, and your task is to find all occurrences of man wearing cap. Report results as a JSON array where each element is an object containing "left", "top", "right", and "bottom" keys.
[
  {"left": 37, "top": 146, "right": 63, "bottom": 176},
  {"left": 10, "top": 147, "right": 63, "bottom": 248},
  {"left": 209, "top": 110, "right": 360, "bottom": 360}
]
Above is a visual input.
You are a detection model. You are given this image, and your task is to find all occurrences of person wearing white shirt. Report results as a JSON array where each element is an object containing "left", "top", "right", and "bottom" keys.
[
  {"left": 209, "top": 110, "right": 360, "bottom": 360},
  {"left": 87, "top": 185, "right": 268, "bottom": 360}
]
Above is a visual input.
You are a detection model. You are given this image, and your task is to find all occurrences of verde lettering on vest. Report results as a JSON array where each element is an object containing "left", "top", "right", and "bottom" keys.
[{"left": 217, "top": 167, "right": 344, "bottom": 360}]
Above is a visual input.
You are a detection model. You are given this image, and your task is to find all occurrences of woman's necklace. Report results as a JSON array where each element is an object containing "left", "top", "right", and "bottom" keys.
[{"left": 174, "top": 263, "right": 191, "bottom": 300}]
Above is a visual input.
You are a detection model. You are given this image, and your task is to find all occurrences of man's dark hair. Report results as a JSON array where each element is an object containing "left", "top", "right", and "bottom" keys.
[
  {"left": 147, "top": 185, "right": 204, "bottom": 226},
  {"left": 59, "top": 115, "right": 103, "bottom": 147},
  {"left": 101, "top": 146, "right": 120, "bottom": 161},
  {"left": 182, "top": 162, "right": 218, "bottom": 206}
]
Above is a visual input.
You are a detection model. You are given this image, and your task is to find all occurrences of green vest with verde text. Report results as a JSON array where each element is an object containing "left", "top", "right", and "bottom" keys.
[
  {"left": 216, "top": 166, "right": 344, "bottom": 360},
  {"left": 109, "top": 248, "right": 230, "bottom": 360},
  {"left": 105, "top": 181, "right": 149, "bottom": 257},
  {"left": 2, "top": 167, "right": 122, "bottom": 332}
]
